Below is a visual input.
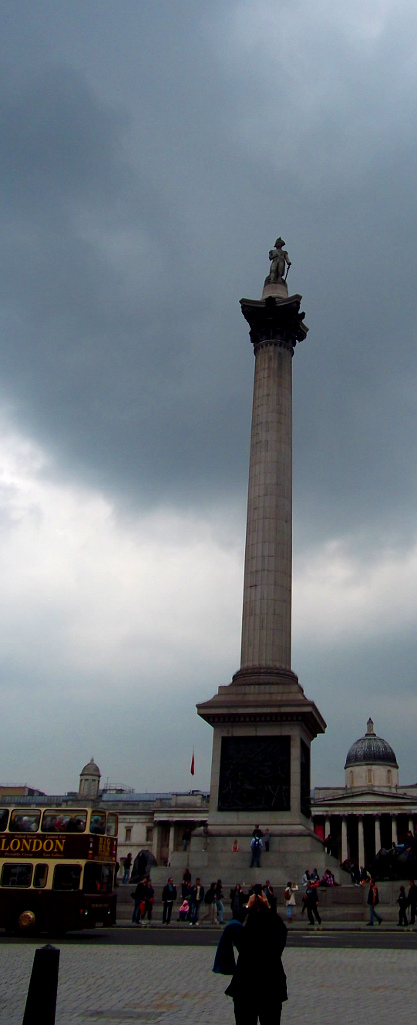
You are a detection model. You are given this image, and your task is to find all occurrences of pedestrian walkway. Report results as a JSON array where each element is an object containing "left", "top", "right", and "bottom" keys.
[{"left": 0, "top": 942, "right": 416, "bottom": 1025}]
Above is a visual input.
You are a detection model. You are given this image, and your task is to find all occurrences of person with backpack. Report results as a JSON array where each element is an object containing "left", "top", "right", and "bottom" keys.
[{"left": 250, "top": 834, "right": 263, "bottom": 868}]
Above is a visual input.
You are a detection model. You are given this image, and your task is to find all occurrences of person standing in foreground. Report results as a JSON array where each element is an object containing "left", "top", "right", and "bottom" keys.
[
  {"left": 367, "top": 879, "right": 382, "bottom": 926},
  {"left": 131, "top": 876, "right": 146, "bottom": 925},
  {"left": 407, "top": 880, "right": 417, "bottom": 925},
  {"left": 189, "top": 877, "right": 205, "bottom": 926},
  {"left": 142, "top": 877, "right": 154, "bottom": 926},
  {"left": 397, "top": 886, "right": 408, "bottom": 926},
  {"left": 305, "top": 883, "right": 321, "bottom": 927},
  {"left": 161, "top": 877, "right": 177, "bottom": 925},
  {"left": 213, "top": 883, "right": 288, "bottom": 1025},
  {"left": 284, "top": 881, "right": 298, "bottom": 921},
  {"left": 122, "top": 853, "right": 132, "bottom": 884}
]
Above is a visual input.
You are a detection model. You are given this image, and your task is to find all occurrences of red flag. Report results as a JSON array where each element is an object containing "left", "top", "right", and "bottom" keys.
[{"left": 190, "top": 750, "right": 195, "bottom": 776}]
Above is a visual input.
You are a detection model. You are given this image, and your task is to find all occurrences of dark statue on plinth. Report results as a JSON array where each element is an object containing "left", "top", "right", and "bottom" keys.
[{"left": 264, "top": 237, "right": 291, "bottom": 287}]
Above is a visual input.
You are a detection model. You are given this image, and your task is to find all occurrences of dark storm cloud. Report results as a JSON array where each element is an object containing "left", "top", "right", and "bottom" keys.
[
  {"left": 0, "top": 58, "right": 255, "bottom": 510},
  {"left": 1, "top": 4, "right": 416, "bottom": 539}
]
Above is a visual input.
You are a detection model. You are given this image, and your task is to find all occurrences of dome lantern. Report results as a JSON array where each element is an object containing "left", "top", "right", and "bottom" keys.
[{"left": 79, "top": 757, "right": 101, "bottom": 799}]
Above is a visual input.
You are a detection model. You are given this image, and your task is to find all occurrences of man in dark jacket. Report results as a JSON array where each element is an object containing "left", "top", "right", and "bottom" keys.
[
  {"left": 162, "top": 877, "right": 177, "bottom": 925},
  {"left": 305, "top": 883, "right": 321, "bottom": 926}
]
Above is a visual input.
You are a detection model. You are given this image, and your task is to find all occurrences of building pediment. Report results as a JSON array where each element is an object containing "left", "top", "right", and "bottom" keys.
[{"left": 312, "top": 787, "right": 415, "bottom": 811}]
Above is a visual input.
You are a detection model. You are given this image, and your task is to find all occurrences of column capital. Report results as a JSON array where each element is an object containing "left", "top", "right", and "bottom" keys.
[{"left": 240, "top": 294, "right": 308, "bottom": 352}]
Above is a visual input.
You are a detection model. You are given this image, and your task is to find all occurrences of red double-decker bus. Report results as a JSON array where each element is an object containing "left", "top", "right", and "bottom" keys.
[{"left": 0, "top": 806, "right": 118, "bottom": 935}]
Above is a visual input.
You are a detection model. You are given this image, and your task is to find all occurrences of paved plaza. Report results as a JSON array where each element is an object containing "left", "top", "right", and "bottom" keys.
[{"left": 0, "top": 941, "right": 416, "bottom": 1025}]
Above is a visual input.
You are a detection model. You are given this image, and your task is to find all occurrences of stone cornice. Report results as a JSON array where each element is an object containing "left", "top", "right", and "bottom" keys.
[{"left": 197, "top": 671, "right": 326, "bottom": 739}]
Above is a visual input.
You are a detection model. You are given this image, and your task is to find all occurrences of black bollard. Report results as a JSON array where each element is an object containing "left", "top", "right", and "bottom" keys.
[{"left": 22, "top": 944, "right": 60, "bottom": 1025}]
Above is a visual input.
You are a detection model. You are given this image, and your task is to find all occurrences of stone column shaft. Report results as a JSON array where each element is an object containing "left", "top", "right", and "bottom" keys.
[
  {"left": 341, "top": 817, "right": 348, "bottom": 863},
  {"left": 358, "top": 817, "right": 365, "bottom": 867},
  {"left": 240, "top": 341, "right": 292, "bottom": 669},
  {"left": 168, "top": 823, "right": 176, "bottom": 864},
  {"left": 374, "top": 816, "right": 381, "bottom": 855}
]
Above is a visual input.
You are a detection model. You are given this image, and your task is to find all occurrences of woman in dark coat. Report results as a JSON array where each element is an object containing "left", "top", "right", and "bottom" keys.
[
  {"left": 230, "top": 883, "right": 246, "bottom": 923},
  {"left": 214, "top": 884, "right": 288, "bottom": 1025}
]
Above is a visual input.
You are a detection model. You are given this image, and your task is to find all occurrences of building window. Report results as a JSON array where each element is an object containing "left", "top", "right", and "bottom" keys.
[
  {"left": 349, "top": 771, "right": 354, "bottom": 787},
  {"left": 146, "top": 827, "right": 153, "bottom": 843},
  {"left": 387, "top": 770, "right": 392, "bottom": 786},
  {"left": 125, "top": 827, "right": 132, "bottom": 842},
  {"left": 367, "top": 769, "right": 373, "bottom": 785}
]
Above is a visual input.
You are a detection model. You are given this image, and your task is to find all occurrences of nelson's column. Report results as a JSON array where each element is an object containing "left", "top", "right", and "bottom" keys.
[{"left": 196, "top": 239, "right": 335, "bottom": 880}]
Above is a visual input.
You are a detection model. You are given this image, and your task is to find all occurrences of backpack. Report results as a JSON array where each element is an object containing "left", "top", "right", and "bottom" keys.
[
  {"left": 253, "top": 836, "right": 260, "bottom": 849},
  {"left": 284, "top": 887, "right": 291, "bottom": 901}
]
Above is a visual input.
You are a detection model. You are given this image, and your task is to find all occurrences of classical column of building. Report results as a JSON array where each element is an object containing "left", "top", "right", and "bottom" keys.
[
  {"left": 358, "top": 817, "right": 365, "bottom": 867},
  {"left": 374, "top": 815, "right": 381, "bottom": 854},
  {"left": 341, "top": 817, "right": 348, "bottom": 863}
]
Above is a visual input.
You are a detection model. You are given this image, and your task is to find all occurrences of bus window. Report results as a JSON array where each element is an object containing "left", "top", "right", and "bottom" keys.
[
  {"left": 33, "top": 864, "right": 48, "bottom": 889},
  {"left": 41, "top": 810, "right": 87, "bottom": 833},
  {"left": 53, "top": 865, "right": 81, "bottom": 891},
  {"left": 90, "top": 812, "right": 106, "bottom": 835},
  {"left": 106, "top": 814, "right": 118, "bottom": 837},
  {"left": 84, "top": 863, "right": 113, "bottom": 894},
  {"left": 0, "top": 810, "right": 9, "bottom": 832},
  {"left": 9, "top": 811, "right": 41, "bottom": 833},
  {"left": 2, "top": 864, "right": 33, "bottom": 887}
]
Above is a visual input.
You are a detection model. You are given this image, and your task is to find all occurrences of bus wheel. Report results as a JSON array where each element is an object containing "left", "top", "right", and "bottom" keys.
[{"left": 17, "top": 910, "right": 39, "bottom": 936}]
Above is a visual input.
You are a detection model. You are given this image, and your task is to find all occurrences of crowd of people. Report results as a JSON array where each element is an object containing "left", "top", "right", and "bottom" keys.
[
  {"left": 121, "top": 824, "right": 417, "bottom": 931},
  {"left": 126, "top": 862, "right": 417, "bottom": 929}
]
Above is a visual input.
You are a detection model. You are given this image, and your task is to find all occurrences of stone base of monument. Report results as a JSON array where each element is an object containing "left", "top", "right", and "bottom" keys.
[
  {"left": 196, "top": 667, "right": 329, "bottom": 886},
  {"left": 167, "top": 829, "right": 341, "bottom": 885}
]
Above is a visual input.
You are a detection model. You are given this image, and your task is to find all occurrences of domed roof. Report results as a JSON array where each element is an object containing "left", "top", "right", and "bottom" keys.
[
  {"left": 344, "top": 719, "right": 398, "bottom": 769},
  {"left": 80, "top": 757, "right": 101, "bottom": 777}
]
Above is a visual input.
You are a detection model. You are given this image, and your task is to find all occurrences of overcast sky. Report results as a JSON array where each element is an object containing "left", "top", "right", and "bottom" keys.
[{"left": 1, "top": 0, "right": 417, "bottom": 796}]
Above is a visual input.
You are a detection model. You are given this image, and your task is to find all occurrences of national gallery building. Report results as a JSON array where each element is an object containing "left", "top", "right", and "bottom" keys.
[{"left": 310, "top": 719, "right": 417, "bottom": 868}]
